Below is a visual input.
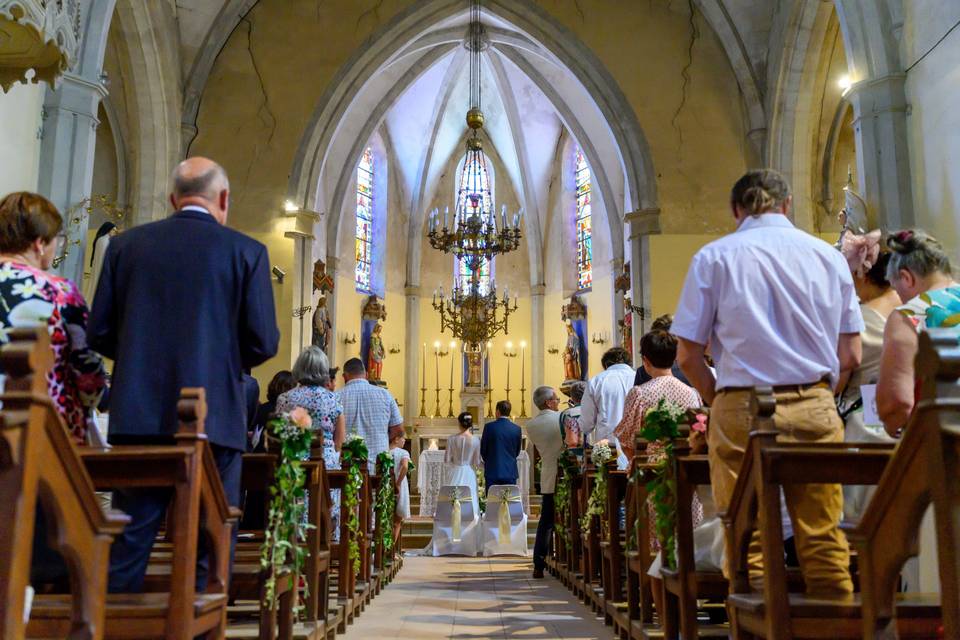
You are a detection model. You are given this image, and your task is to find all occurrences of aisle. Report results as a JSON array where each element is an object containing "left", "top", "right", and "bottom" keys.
[{"left": 339, "top": 556, "right": 612, "bottom": 639}]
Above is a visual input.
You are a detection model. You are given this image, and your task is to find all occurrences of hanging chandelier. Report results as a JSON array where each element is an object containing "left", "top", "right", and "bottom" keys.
[{"left": 428, "top": 0, "right": 522, "bottom": 349}]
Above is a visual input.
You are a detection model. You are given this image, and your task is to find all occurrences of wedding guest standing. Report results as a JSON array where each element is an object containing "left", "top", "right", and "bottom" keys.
[
  {"left": 337, "top": 357, "right": 403, "bottom": 471},
  {"left": 251, "top": 370, "right": 296, "bottom": 451},
  {"left": 526, "top": 386, "right": 564, "bottom": 579},
  {"left": 580, "top": 347, "right": 634, "bottom": 467},
  {"left": 89, "top": 157, "right": 280, "bottom": 592},
  {"left": 674, "top": 169, "right": 862, "bottom": 595},
  {"left": 445, "top": 412, "right": 481, "bottom": 515},
  {"left": 480, "top": 400, "right": 522, "bottom": 492}
]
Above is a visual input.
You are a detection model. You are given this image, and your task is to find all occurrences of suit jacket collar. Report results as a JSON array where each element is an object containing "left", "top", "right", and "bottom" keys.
[{"left": 174, "top": 208, "right": 218, "bottom": 224}]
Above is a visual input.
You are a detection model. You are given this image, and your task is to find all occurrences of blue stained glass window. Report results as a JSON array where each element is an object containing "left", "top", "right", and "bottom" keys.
[
  {"left": 574, "top": 148, "right": 593, "bottom": 291},
  {"left": 355, "top": 147, "right": 374, "bottom": 292},
  {"left": 455, "top": 150, "right": 493, "bottom": 294}
]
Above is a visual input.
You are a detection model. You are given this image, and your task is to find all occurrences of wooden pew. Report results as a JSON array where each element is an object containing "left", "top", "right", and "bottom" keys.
[
  {"left": 601, "top": 460, "right": 630, "bottom": 632},
  {"left": 579, "top": 456, "right": 604, "bottom": 612},
  {"left": 625, "top": 459, "right": 658, "bottom": 640},
  {"left": 327, "top": 469, "right": 356, "bottom": 630},
  {"left": 0, "top": 328, "right": 129, "bottom": 640},
  {"left": 850, "top": 328, "right": 960, "bottom": 639},
  {"left": 29, "top": 388, "right": 237, "bottom": 640},
  {"left": 722, "top": 389, "right": 938, "bottom": 640},
  {"left": 303, "top": 458, "right": 335, "bottom": 631}
]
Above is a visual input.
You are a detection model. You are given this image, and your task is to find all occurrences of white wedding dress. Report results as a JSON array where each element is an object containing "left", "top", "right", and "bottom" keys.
[{"left": 443, "top": 432, "right": 480, "bottom": 516}]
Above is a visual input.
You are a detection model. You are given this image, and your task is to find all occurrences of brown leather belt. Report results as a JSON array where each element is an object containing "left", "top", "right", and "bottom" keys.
[{"left": 718, "top": 378, "right": 831, "bottom": 394}]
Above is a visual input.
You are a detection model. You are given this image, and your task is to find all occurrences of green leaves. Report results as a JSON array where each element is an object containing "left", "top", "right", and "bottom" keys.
[{"left": 375, "top": 452, "right": 397, "bottom": 553}]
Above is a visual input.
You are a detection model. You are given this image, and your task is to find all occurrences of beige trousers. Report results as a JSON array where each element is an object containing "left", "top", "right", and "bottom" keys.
[{"left": 709, "top": 385, "right": 854, "bottom": 595}]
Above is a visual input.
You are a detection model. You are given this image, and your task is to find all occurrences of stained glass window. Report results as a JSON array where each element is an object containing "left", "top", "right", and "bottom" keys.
[
  {"left": 574, "top": 147, "right": 593, "bottom": 290},
  {"left": 355, "top": 147, "right": 374, "bottom": 292},
  {"left": 455, "top": 150, "right": 493, "bottom": 295}
]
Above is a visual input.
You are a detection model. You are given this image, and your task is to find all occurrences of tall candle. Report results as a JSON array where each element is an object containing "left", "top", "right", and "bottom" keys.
[
  {"left": 434, "top": 342, "right": 440, "bottom": 390},
  {"left": 421, "top": 342, "right": 426, "bottom": 388},
  {"left": 521, "top": 342, "right": 526, "bottom": 388},
  {"left": 449, "top": 341, "right": 456, "bottom": 389}
]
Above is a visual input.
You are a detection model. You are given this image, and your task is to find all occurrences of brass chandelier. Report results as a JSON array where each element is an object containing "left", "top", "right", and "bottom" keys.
[{"left": 428, "top": 0, "right": 523, "bottom": 349}]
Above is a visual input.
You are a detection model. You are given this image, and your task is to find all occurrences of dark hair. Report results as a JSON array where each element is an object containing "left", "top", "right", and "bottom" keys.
[
  {"left": 328, "top": 366, "right": 339, "bottom": 380},
  {"left": 640, "top": 330, "right": 678, "bottom": 369},
  {"left": 343, "top": 357, "right": 366, "bottom": 377},
  {"left": 0, "top": 192, "right": 63, "bottom": 253},
  {"left": 886, "top": 229, "right": 953, "bottom": 281},
  {"left": 650, "top": 314, "right": 673, "bottom": 332},
  {"left": 730, "top": 169, "right": 791, "bottom": 216},
  {"left": 495, "top": 400, "right": 512, "bottom": 417},
  {"left": 863, "top": 251, "right": 892, "bottom": 289},
  {"left": 457, "top": 412, "right": 473, "bottom": 429},
  {"left": 568, "top": 381, "right": 586, "bottom": 403},
  {"left": 90, "top": 221, "right": 116, "bottom": 266},
  {"left": 267, "top": 370, "right": 296, "bottom": 403},
  {"left": 601, "top": 346, "right": 632, "bottom": 369}
]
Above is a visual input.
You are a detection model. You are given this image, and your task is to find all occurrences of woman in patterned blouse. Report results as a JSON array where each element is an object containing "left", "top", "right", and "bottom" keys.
[{"left": 0, "top": 192, "right": 107, "bottom": 444}]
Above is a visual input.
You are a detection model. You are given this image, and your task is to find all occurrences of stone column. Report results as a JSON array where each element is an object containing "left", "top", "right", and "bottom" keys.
[
  {"left": 283, "top": 208, "right": 321, "bottom": 364},
  {"left": 529, "top": 284, "right": 545, "bottom": 389},
  {"left": 846, "top": 74, "right": 914, "bottom": 230},
  {"left": 610, "top": 257, "right": 625, "bottom": 346},
  {"left": 404, "top": 286, "right": 422, "bottom": 422},
  {"left": 37, "top": 73, "right": 107, "bottom": 283},
  {"left": 625, "top": 209, "right": 661, "bottom": 362}
]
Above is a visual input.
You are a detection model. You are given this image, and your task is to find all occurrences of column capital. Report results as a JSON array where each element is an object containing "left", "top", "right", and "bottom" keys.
[
  {"left": 625, "top": 208, "right": 662, "bottom": 240},
  {"left": 404, "top": 285, "right": 421, "bottom": 297},
  {"left": 846, "top": 73, "right": 908, "bottom": 119}
]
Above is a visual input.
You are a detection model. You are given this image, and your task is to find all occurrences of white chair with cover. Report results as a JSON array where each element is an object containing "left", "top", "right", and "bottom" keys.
[
  {"left": 480, "top": 484, "right": 529, "bottom": 557},
  {"left": 431, "top": 485, "right": 480, "bottom": 556}
]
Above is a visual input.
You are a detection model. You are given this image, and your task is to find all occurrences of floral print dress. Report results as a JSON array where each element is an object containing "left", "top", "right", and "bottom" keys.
[
  {"left": 276, "top": 385, "right": 343, "bottom": 540},
  {"left": 0, "top": 261, "right": 106, "bottom": 444}
]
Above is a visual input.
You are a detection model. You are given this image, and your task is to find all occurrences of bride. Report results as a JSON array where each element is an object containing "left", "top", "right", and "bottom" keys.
[{"left": 444, "top": 412, "right": 481, "bottom": 515}]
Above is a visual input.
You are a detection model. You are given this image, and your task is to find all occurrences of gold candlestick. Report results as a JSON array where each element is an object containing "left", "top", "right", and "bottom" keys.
[
  {"left": 447, "top": 340, "right": 457, "bottom": 418},
  {"left": 503, "top": 341, "right": 517, "bottom": 415},
  {"left": 434, "top": 341, "right": 449, "bottom": 418},
  {"left": 519, "top": 340, "right": 528, "bottom": 418},
  {"left": 485, "top": 340, "right": 494, "bottom": 418},
  {"left": 419, "top": 342, "right": 427, "bottom": 417}
]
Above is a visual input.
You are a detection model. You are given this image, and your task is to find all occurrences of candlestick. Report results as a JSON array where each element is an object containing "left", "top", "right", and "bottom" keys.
[
  {"left": 433, "top": 341, "right": 441, "bottom": 418},
  {"left": 485, "top": 341, "right": 494, "bottom": 418},
  {"left": 503, "top": 341, "right": 517, "bottom": 415},
  {"left": 447, "top": 341, "right": 456, "bottom": 418},
  {"left": 519, "top": 340, "right": 528, "bottom": 418},
  {"left": 419, "top": 342, "right": 427, "bottom": 417}
]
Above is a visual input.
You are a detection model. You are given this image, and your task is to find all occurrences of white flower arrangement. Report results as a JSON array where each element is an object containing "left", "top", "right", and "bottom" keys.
[{"left": 591, "top": 440, "right": 613, "bottom": 466}]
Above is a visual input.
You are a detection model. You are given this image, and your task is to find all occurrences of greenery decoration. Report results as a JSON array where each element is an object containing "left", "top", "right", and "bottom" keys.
[
  {"left": 579, "top": 441, "right": 613, "bottom": 537},
  {"left": 554, "top": 452, "right": 579, "bottom": 548},
  {"left": 375, "top": 451, "right": 396, "bottom": 554},
  {"left": 639, "top": 398, "right": 693, "bottom": 571},
  {"left": 340, "top": 434, "right": 369, "bottom": 576},
  {"left": 476, "top": 467, "right": 486, "bottom": 513},
  {"left": 260, "top": 408, "right": 314, "bottom": 613}
]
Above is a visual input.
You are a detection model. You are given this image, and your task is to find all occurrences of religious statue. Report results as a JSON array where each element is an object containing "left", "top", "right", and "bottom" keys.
[
  {"left": 312, "top": 294, "right": 332, "bottom": 354},
  {"left": 619, "top": 296, "right": 633, "bottom": 352},
  {"left": 367, "top": 322, "right": 385, "bottom": 382},
  {"left": 563, "top": 321, "right": 582, "bottom": 382},
  {"left": 466, "top": 350, "right": 483, "bottom": 388}
]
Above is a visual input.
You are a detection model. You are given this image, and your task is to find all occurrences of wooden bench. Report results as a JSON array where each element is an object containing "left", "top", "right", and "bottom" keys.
[
  {"left": 601, "top": 460, "right": 630, "bottom": 632},
  {"left": 29, "top": 388, "right": 237, "bottom": 640},
  {"left": 0, "top": 328, "right": 129, "bottom": 640},
  {"left": 625, "top": 458, "right": 658, "bottom": 640},
  {"left": 722, "top": 388, "right": 938, "bottom": 640},
  {"left": 579, "top": 457, "right": 605, "bottom": 612},
  {"left": 303, "top": 457, "right": 335, "bottom": 632},
  {"left": 850, "top": 328, "right": 960, "bottom": 639}
]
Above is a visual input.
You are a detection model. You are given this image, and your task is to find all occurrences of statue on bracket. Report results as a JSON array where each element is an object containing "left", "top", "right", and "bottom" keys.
[
  {"left": 561, "top": 295, "right": 587, "bottom": 382},
  {"left": 361, "top": 294, "right": 388, "bottom": 386},
  {"left": 311, "top": 260, "right": 335, "bottom": 355},
  {"left": 562, "top": 321, "right": 582, "bottom": 382},
  {"left": 619, "top": 297, "right": 633, "bottom": 353}
]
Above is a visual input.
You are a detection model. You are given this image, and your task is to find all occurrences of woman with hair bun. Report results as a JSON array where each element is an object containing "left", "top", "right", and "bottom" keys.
[
  {"left": 877, "top": 229, "right": 959, "bottom": 434},
  {"left": 443, "top": 411, "right": 481, "bottom": 516}
]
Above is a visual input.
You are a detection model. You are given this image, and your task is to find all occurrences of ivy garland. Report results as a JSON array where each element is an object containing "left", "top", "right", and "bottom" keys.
[
  {"left": 639, "top": 398, "right": 688, "bottom": 571},
  {"left": 579, "top": 441, "right": 613, "bottom": 537},
  {"left": 554, "top": 453, "right": 579, "bottom": 548},
  {"left": 374, "top": 451, "right": 396, "bottom": 554},
  {"left": 476, "top": 467, "right": 486, "bottom": 514},
  {"left": 340, "top": 434, "right": 369, "bottom": 576},
  {"left": 260, "top": 409, "right": 315, "bottom": 614}
]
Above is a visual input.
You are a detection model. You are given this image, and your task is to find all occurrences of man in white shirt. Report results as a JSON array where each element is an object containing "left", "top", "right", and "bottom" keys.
[
  {"left": 674, "top": 169, "right": 863, "bottom": 595},
  {"left": 526, "top": 386, "right": 564, "bottom": 578},
  {"left": 580, "top": 347, "right": 634, "bottom": 467}
]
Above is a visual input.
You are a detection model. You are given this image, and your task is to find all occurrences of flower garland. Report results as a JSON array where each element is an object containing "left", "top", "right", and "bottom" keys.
[
  {"left": 554, "top": 452, "right": 579, "bottom": 548},
  {"left": 476, "top": 467, "right": 486, "bottom": 513},
  {"left": 579, "top": 441, "right": 613, "bottom": 536},
  {"left": 639, "top": 398, "right": 701, "bottom": 571},
  {"left": 374, "top": 451, "right": 396, "bottom": 554},
  {"left": 260, "top": 407, "right": 314, "bottom": 613},
  {"left": 340, "top": 434, "right": 369, "bottom": 576}
]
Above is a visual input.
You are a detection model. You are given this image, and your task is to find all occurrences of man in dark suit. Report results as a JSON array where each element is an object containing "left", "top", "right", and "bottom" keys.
[
  {"left": 480, "top": 400, "right": 522, "bottom": 492},
  {"left": 89, "top": 157, "right": 280, "bottom": 592}
]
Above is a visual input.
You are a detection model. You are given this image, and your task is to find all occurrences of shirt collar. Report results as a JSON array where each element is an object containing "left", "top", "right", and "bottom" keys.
[
  {"left": 736, "top": 212, "right": 794, "bottom": 232},
  {"left": 181, "top": 205, "right": 212, "bottom": 215},
  {"left": 345, "top": 378, "right": 368, "bottom": 387}
]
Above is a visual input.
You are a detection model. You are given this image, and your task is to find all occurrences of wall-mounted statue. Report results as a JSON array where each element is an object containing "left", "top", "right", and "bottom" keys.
[
  {"left": 311, "top": 260, "right": 335, "bottom": 355},
  {"left": 563, "top": 321, "right": 582, "bottom": 382},
  {"left": 361, "top": 294, "right": 388, "bottom": 386},
  {"left": 619, "top": 296, "right": 633, "bottom": 353},
  {"left": 561, "top": 295, "right": 588, "bottom": 381},
  {"left": 367, "top": 322, "right": 385, "bottom": 382}
]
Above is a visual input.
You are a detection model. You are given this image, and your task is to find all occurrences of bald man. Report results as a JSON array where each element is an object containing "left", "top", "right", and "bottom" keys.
[{"left": 89, "top": 157, "right": 279, "bottom": 592}]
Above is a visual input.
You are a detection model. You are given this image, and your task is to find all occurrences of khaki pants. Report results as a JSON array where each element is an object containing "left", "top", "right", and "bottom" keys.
[{"left": 709, "top": 385, "right": 854, "bottom": 595}]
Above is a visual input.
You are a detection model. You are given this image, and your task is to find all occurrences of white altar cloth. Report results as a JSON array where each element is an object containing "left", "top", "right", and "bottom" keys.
[{"left": 418, "top": 450, "right": 530, "bottom": 516}]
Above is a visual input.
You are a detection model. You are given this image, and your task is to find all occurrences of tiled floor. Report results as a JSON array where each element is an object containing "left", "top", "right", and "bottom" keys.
[{"left": 339, "top": 555, "right": 612, "bottom": 639}]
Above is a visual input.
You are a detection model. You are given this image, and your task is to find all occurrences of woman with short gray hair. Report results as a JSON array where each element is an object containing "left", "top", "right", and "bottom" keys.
[
  {"left": 276, "top": 345, "right": 346, "bottom": 537},
  {"left": 877, "top": 230, "right": 959, "bottom": 434}
]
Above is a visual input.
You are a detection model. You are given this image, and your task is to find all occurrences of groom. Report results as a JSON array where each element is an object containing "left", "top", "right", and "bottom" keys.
[{"left": 480, "top": 400, "right": 522, "bottom": 492}]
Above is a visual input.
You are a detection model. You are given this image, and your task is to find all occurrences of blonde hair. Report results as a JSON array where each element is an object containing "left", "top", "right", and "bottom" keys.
[{"left": 730, "top": 169, "right": 791, "bottom": 216}]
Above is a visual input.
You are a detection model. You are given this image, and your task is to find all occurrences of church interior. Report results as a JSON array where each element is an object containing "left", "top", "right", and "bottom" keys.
[{"left": 1, "top": 0, "right": 959, "bottom": 638}]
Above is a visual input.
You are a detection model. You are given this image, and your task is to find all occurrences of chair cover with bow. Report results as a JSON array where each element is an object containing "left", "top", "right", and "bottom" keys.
[
  {"left": 431, "top": 485, "right": 480, "bottom": 556},
  {"left": 480, "top": 484, "right": 529, "bottom": 557}
]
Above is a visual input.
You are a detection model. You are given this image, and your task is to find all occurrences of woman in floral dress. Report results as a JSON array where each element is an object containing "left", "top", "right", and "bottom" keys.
[
  {"left": 0, "top": 192, "right": 107, "bottom": 444},
  {"left": 276, "top": 346, "right": 346, "bottom": 538}
]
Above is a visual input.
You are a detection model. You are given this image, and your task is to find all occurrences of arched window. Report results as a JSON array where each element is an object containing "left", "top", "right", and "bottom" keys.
[
  {"left": 574, "top": 147, "right": 593, "bottom": 291},
  {"left": 354, "top": 147, "right": 374, "bottom": 292},
  {"left": 455, "top": 149, "right": 493, "bottom": 294}
]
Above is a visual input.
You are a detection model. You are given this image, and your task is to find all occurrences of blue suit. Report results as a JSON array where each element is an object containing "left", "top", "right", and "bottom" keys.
[
  {"left": 480, "top": 417, "right": 522, "bottom": 490},
  {"left": 88, "top": 209, "right": 279, "bottom": 592}
]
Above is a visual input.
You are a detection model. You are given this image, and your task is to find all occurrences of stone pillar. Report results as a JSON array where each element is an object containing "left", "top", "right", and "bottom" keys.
[
  {"left": 625, "top": 209, "right": 661, "bottom": 362},
  {"left": 404, "top": 286, "right": 421, "bottom": 423},
  {"left": 283, "top": 208, "right": 320, "bottom": 363},
  {"left": 529, "top": 284, "right": 545, "bottom": 389},
  {"left": 846, "top": 74, "right": 914, "bottom": 230},
  {"left": 37, "top": 73, "right": 107, "bottom": 284},
  {"left": 610, "top": 258, "right": 625, "bottom": 346}
]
